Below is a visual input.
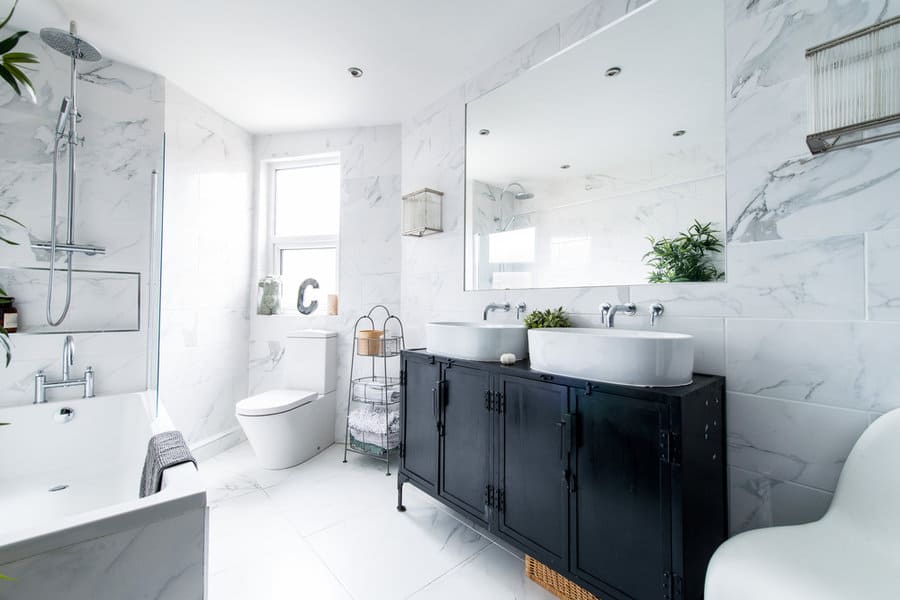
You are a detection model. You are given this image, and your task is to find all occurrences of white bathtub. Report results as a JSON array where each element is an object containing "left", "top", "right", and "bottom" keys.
[{"left": 0, "top": 392, "right": 207, "bottom": 600}]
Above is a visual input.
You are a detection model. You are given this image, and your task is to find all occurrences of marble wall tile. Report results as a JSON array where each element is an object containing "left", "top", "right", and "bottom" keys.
[
  {"left": 866, "top": 228, "right": 900, "bottom": 321},
  {"left": 157, "top": 81, "right": 254, "bottom": 446},
  {"left": 727, "top": 392, "right": 870, "bottom": 491},
  {"left": 726, "top": 319, "right": 900, "bottom": 413},
  {"left": 728, "top": 466, "right": 833, "bottom": 535}
]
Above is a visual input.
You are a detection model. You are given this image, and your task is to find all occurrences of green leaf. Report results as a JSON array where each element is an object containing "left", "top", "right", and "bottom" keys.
[
  {"left": 2, "top": 60, "right": 34, "bottom": 97},
  {"left": 0, "top": 30, "right": 26, "bottom": 55},
  {"left": 2, "top": 51, "right": 38, "bottom": 64},
  {"left": 0, "top": 63, "right": 20, "bottom": 95},
  {"left": 0, "top": 0, "right": 18, "bottom": 30},
  {"left": 1, "top": 330, "right": 10, "bottom": 367}
]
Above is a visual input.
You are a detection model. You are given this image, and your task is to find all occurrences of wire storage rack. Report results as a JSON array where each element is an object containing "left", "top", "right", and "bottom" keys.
[{"left": 342, "top": 305, "right": 405, "bottom": 475}]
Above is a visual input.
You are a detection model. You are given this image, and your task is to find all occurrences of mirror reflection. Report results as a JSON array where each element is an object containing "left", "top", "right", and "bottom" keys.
[{"left": 465, "top": 0, "right": 726, "bottom": 290}]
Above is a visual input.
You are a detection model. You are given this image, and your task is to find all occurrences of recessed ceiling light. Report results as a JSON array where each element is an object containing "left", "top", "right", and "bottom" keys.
[
  {"left": 347, "top": 66, "right": 364, "bottom": 78},
  {"left": 673, "top": 130, "right": 686, "bottom": 137},
  {"left": 479, "top": 129, "right": 490, "bottom": 136},
  {"left": 605, "top": 66, "right": 622, "bottom": 77},
  {"left": 560, "top": 164, "right": 571, "bottom": 169}
]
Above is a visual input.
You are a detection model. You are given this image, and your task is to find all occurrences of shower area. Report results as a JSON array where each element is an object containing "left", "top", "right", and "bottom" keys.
[
  {"left": 0, "top": 22, "right": 253, "bottom": 452},
  {"left": 467, "top": 179, "right": 538, "bottom": 289}
]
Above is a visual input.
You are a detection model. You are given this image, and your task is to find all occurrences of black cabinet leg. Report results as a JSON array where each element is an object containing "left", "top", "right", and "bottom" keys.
[{"left": 397, "top": 475, "right": 407, "bottom": 512}]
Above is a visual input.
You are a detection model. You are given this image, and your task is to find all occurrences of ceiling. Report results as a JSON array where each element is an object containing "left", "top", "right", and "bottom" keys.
[{"left": 13, "top": 0, "right": 591, "bottom": 133}]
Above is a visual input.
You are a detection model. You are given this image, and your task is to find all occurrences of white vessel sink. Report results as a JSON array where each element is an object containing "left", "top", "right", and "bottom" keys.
[
  {"left": 528, "top": 328, "right": 694, "bottom": 387},
  {"left": 426, "top": 322, "right": 528, "bottom": 362}
]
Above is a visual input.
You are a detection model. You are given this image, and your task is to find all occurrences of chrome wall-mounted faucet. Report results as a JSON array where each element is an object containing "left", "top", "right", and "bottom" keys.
[
  {"left": 483, "top": 302, "right": 510, "bottom": 321},
  {"left": 34, "top": 335, "right": 95, "bottom": 403},
  {"left": 649, "top": 302, "right": 665, "bottom": 327},
  {"left": 515, "top": 302, "right": 527, "bottom": 320},
  {"left": 600, "top": 302, "right": 636, "bottom": 328}
]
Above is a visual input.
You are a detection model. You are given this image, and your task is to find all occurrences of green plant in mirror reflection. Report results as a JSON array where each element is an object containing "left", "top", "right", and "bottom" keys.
[
  {"left": 643, "top": 220, "right": 725, "bottom": 283},
  {"left": 523, "top": 307, "right": 573, "bottom": 329}
]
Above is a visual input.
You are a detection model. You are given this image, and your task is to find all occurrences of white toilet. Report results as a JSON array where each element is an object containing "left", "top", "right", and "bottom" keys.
[{"left": 236, "top": 329, "right": 337, "bottom": 469}]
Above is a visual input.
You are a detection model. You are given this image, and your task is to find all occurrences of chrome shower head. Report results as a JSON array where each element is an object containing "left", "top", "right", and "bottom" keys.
[
  {"left": 500, "top": 182, "right": 534, "bottom": 201},
  {"left": 40, "top": 21, "right": 102, "bottom": 62}
]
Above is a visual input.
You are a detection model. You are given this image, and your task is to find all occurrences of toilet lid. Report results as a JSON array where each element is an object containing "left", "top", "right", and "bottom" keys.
[{"left": 236, "top": 389, "right": 317, "bottom": 417}]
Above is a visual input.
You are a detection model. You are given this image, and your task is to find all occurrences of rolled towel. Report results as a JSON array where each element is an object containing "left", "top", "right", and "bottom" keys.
[{"left": 139, "top": 430, "right": 197, "bottom": 498}]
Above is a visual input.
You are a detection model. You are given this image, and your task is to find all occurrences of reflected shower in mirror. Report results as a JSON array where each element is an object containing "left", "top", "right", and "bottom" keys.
[{"left": 464, "top": 0, "right": 726, "bottom": 290}]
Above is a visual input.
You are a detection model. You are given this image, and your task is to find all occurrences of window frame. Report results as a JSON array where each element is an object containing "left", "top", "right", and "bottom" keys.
[{"left": 266, "top": 153, "right": 341, "bottom": 311}]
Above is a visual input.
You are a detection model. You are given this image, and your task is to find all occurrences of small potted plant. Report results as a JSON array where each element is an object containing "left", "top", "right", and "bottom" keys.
[{"left": 523, "top": 306, "right": 573, "bottom": 329}]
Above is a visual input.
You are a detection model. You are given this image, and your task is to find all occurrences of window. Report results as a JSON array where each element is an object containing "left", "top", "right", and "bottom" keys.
[{"left": 268, "top": 155, "right": 340, "bottom": 314}]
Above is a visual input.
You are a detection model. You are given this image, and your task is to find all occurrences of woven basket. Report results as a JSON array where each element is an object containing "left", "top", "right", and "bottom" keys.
[{"left": 525, "top": 555, "right": 600, "bottom": 600}]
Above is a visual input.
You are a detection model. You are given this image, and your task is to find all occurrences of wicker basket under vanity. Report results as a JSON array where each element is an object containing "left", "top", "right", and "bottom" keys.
[{"left": 525, "top": 556, "right": 599, "bottom": 600}]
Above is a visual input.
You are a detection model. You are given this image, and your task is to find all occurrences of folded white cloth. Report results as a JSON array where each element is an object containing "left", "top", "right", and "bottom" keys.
[{"left": 348, "top": 404, "right": 399, "bottom": 435}]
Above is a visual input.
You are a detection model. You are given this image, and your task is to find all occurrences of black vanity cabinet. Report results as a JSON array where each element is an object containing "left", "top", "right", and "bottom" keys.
[
  {"left": 397, "top": 350, "right": 726, "bottom": 600},
  {"left": 438, "top": 362, "right": 492, "bottom": 524},
  {"left": 495, "top": 375, "right": 570, "bottom": 570}
]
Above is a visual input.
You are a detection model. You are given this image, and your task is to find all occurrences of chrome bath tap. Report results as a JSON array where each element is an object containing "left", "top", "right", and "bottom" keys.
[
  {"left": 600, "top": 303, "right": 636, "bottom": 328},
  {"left": 34, "top": 335, "right": 94, "bottom": 403}
]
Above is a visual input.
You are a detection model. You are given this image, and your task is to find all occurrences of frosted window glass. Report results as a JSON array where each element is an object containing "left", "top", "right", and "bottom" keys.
[
  {"left": 274, "top": 164, "right": 340, "bottom": 237},
  {"left": 488, "top": 228, "right": 536, "bottom": 264}
]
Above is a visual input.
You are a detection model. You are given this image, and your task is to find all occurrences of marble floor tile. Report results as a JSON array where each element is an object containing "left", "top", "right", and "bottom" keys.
[
  {"left": 408, "top": 544, "right": 557, "bottom": 600},
  {"left": 306, "top": 503, "right": 491, "bottom": 600},
  {"left": 202, "top": 442, "right": 547, "bottom": 600},
  {"left": 208, "top": 541, "right": 352, "bottom": 600},
  {"left": 207, "top": 489, "right": 305, "bottom": 575}
]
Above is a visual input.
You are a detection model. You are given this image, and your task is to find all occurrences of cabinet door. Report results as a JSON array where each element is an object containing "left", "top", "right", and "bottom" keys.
[
  {"left": 400, "top": 354, "right": 441, "bottom": 493},
  {"left": 496, "top": 375, "right": 570, "bottom": 570},
  {"left": 439, "top": 363, "right": 492, "bottom": 525},
  {"left": 570, "top": 391, "right": 671, "bottom": 600}
]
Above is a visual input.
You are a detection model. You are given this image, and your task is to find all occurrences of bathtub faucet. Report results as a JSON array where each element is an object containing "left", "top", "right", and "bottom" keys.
[{"left": 34, "top": 336, "right": 95, "bottom": 403}]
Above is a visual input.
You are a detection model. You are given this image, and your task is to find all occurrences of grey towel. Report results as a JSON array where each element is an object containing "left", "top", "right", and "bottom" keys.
[{"left": 139, "top": 430, "right": 197, "bottom": 498}]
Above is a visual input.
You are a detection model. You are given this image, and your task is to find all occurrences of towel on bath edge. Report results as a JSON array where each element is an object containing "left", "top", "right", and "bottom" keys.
[{"left": 140, "top": 430, "right": 197, "bottom": 498}]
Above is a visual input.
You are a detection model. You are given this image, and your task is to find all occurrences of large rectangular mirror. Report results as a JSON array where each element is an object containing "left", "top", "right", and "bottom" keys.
[{"left": 465, "top": 0, "right": 726, "bottom": 290}]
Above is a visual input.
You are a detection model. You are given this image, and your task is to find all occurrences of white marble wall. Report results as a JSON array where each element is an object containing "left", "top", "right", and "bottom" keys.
[
  {"left": 401, "top": 0, "right": 900, "bottom": 535},
  {"left": 251, "top": 126, "right": 402, "bottom": 442},
  {"left": 0, "top": 33, "right": 163, "bottom": 405},
  {"left": 157, "top": 82, "right": 254, "bottom": 447}
]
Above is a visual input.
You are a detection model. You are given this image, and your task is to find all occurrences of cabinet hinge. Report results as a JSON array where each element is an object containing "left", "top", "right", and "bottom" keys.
[
  {"left": 483, "top": 484, "right": 494, "bottom": 508},
  {"left": 565, "top": 470, "right": 577, "bottom": 493},
  {"left": 400, "top": 369, "right": 407, "bottom": 385},
  {"left": 585, "top": 382, "right": 594, "bottom": 396},
  {"left": 659, "top": 430, "right": 680, "bottom": 465},
  {"left": 494, "top": 391, "right": 505, "bottom": 414},
  {"left": 496, "top": 489, "right": 505, "bottom": 513},
  {"left": 484, "top": 390, "right": 493, "bottom": 411},
  {"left": 662, "top": 571, "right": 682, "bottom": 600}
]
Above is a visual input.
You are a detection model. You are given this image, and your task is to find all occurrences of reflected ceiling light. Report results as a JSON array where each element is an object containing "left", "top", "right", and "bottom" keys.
[
  {"left": 605, "top": 66, "right": 622, "bottom": 77},
  {"left": 560, "top": 163, "right": 571, "bottom": 169},
  {"left": 347, "top": 66, "right": 364, "bottom": 78},
  {"left": 479, "top": 129, "right": 490, "bottom": 136},
  {"left": 673, "top": 130, "right": 686, "bottom": 137}
]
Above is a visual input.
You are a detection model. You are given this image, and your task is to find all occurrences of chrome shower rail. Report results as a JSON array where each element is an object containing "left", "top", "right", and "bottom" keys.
[{"left": 30, "top": 242, "right": 106, "bottom": 256}]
